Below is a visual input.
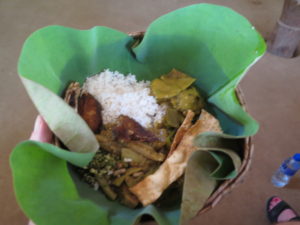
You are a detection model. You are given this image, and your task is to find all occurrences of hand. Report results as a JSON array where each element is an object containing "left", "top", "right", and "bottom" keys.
[
  {"left": 30, "top": 115, "right": 52, "bottom": 143},
  {"left": 28, "top": 115, "right": 53, "bottom": 225}
]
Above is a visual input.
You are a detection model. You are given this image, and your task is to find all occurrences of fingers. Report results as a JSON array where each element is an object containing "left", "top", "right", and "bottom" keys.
[
  {"left": 28, "top": 117, "right": 52, "bottom": 225},
  {"left": 28, "top": 116, "right": 52, "bottom": 224},
  {"left": 30, "top": 115, "right": 53, "bottom": 143}
]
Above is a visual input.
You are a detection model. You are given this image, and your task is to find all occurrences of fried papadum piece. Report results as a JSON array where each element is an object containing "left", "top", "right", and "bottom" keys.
[
  {"left": 168, "top": 110, "right": 195, "bottom": 158},
  {"left": 129, "top": 110, "right": 221, "bottom": 206}
]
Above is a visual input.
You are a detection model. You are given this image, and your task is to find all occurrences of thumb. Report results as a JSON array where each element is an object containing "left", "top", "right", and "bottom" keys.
[{"left": 29, "top": 115, "right": 53, "bottom": 143}]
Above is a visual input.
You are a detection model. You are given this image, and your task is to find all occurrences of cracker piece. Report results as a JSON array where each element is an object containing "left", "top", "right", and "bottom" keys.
[
  {"left": 130, "top": 110, "right": 221, "bottom": 206},
  {"left": 168, "top": 110, "right": 195, "bottom": 158}
]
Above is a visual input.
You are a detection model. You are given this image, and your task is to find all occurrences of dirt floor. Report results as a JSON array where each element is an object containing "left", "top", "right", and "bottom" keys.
[{"left": 1, "top": 0, "right": 300, "bottom": 225}]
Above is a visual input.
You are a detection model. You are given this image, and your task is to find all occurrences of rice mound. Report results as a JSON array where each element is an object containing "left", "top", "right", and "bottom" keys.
[{"left": 83, "top": 69, "right": 166, "bottom": 128}]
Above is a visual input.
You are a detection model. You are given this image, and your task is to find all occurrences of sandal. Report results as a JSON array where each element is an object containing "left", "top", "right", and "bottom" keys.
[{"left": 266, "top": 196, "right": 300, "bottom": 223}]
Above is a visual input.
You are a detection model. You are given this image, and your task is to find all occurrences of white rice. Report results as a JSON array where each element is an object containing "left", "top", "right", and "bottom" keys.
[{"left": 83, "top": 69, "right": 166, "bottom": 128}]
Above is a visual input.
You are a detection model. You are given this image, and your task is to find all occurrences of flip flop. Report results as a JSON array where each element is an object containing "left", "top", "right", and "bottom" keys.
[{"left": 266, "top": 196, "right": 300, "bottom": 223}]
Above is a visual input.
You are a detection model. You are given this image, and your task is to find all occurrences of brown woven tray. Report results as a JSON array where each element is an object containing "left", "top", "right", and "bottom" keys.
[{"left": 129, "top": 32, "right": 254, "bottom": 216}]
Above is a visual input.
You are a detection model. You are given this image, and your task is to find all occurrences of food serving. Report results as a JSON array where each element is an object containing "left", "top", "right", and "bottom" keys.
[
  {"left": 62, "top": 69, "right": 221, "bottom": 208},
  {"left": 12, "top": 4, "right": 266, "bottom": 225}
]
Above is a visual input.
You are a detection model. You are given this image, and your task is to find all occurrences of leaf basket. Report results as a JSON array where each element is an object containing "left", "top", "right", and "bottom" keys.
[{"left": 11, "top": 4, "right": 264, "bottom": 225}]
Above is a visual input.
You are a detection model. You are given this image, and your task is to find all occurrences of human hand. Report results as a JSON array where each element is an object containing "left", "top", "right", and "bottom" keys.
[
  {"left": 30, "top": 115, "right": 52, "bottom": 143},
  {"left": 28, "top": 115, "right": 53, "bottom": 225}
]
